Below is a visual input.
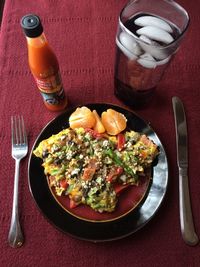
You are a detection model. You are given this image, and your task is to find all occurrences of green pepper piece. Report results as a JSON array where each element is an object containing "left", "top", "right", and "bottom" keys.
[
  {"left": 104, "top": 149, "right": 123, "bottom": 166},
  {"left": 66, "top": 184, "right": 74, "bottom": 194},
  {"left": 105, "top": 149, "right": 138, "bottom": 181},
  {"left": 50, "top": 169, "right": 59, "bottom": 176}
]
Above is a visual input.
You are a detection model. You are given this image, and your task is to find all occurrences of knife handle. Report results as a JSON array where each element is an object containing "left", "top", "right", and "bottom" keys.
[{"left": 179, "top": 167, "right": 199, "bottom": 246}]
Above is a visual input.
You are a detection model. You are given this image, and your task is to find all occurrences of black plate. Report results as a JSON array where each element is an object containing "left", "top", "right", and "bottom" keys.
[{"left": 28, "top": 103, "right": 168, "bottom": 242}]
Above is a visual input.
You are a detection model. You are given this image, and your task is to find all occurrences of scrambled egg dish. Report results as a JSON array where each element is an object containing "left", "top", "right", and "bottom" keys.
[{"left": 33, "top": 127, "right": 159, "bottom": 213}]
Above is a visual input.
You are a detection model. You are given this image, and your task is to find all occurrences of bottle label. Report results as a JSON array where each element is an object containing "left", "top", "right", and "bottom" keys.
[
  {"left": 34, "top": 71, "right": 66, "bottom": 106},
  {"left": 34, "top": 72, "right": 62, "bottom": 93},
  {"left": 40, "top": 87, "right": 65, "bottom": 106}
]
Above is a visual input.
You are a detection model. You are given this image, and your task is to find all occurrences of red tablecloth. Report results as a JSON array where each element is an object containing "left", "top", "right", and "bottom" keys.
[{"left": 0, "top": 0, "right": 200, "bottom": 266}]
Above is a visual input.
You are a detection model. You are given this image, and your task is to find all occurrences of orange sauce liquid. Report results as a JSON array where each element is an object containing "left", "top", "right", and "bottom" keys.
[{"left": 27, "top": 34, "right": 67, "bottom": 111}]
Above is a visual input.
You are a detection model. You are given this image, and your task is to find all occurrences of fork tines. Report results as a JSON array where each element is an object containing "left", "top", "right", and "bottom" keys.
[{"left": 11, "top": 116, "right": 27, "bottom": 146}]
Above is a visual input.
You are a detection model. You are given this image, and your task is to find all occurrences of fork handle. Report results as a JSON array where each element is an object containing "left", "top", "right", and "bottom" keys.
[{"left": 8, "top": 159, "right": 24, "bottom": 248}]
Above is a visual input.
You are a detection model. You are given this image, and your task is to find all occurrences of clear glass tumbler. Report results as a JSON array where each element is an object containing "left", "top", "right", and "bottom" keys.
[{"left": 114, "top": 0, "right": 190, "bottom": 108}]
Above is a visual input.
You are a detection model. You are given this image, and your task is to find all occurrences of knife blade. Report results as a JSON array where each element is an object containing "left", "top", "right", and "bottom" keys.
[
  {"left": 173, "top": 97, "right": 188, "bottom": 167},
  {"left": 172, "top": 96, "right": 199, "bottom": 246}
]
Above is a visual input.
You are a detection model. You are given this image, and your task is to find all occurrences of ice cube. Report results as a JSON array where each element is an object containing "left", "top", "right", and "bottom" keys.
[
  {"left": 116, "top": 37, "right": 138, "bottom": 60},
  {"left": 134, "top": 16, "right": 173, "bottom": 33},
  {"left": 137, "top": 26, "right": 174, "bottom": 44},
  {"left": 156, "top": 55, "right": 171, "bottom": 66},
  {"left": 137, "top": 53, "right": 157, "bottom": 69},
  {"left": 119, "top": 32, "right": 142, "bottom": 56},
  {"left": 139, "top": 35, "right": 168, "bottom": 60},
  {"left": 139, "top": 35, "right": 152, "bottom": 45}
]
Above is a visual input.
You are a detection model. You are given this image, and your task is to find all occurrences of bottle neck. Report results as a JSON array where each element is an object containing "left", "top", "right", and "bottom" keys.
[{"left": 26, "top": 33, "right": 48, "bottom": 48}]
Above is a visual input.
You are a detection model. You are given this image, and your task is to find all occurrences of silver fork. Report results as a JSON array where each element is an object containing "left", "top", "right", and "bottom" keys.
[{"left": 8, "top": 116, "right": 28, "bottom": 248}]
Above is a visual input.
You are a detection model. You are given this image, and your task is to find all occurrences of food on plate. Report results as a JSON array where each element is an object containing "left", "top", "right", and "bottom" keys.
[
  {"left": 92, "top": 110, "right": 105, "bottom": 134},
  {"left": 69, "top": 107, "right": 127, "bottom": 135},
  {"left": 101, "top": 108, "right": 127, "bottom": 135},
  {"left": 69, "top": 106, "right": 96, "bottom": 129},
  {"left": 33, "top": 107, "right": 159, "bottom": 213}
]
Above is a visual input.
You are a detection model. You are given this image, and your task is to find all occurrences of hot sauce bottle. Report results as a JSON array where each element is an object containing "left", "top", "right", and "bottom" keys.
[{"left": 21, "top": 14, "right": 67, "bottom": 111}]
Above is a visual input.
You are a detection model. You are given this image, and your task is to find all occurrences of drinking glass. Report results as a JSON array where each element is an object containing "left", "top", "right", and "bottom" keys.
[{"left": 114, "top": 0, "right": 190, "bottom": 108}]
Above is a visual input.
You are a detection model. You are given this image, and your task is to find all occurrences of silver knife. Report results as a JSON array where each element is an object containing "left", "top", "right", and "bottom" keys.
[{"left": 172, "top": 96, "right": 199, "bottom": 246}]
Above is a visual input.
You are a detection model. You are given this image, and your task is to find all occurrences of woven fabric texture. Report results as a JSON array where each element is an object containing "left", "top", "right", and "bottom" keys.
[{"left": 0, "top": 0, "right": 200, "bottom": 266}]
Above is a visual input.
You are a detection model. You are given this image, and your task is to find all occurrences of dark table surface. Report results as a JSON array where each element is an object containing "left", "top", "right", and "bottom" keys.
[{"left": 0, "top": 0, "right": 200, "bottom": 266}]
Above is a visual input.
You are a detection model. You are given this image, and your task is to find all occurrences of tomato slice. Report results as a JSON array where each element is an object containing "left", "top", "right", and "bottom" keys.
[
  {"left": 117, "top": 133, "right": 125, "bottom": 151},
  {"left": 106, "top": 167, "right": 124, "bottom": 182},
  {"left": 82, "top": 167, "right": 96, "bottom": 180},
  {"left": 60, "top": 179, "right": 68, "bottom": 189},
  {"left": 113, "top": 183, "right": 130, "bottom": 195},
  {"left": 85, "top": 128, "right": 104, "bottom": 139},
  {"left": 69, "top": 199, "right": 79, "bottom": 209}
]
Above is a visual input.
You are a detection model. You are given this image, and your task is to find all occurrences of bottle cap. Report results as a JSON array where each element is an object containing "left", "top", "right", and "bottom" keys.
[{"left": 21, "top": 14, "right": 43, "bottom": 38}]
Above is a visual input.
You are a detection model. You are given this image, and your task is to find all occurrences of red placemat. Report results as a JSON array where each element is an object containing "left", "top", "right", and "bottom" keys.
[{"left": 0, "top": 0, "right": 199, "bottom": 266}]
